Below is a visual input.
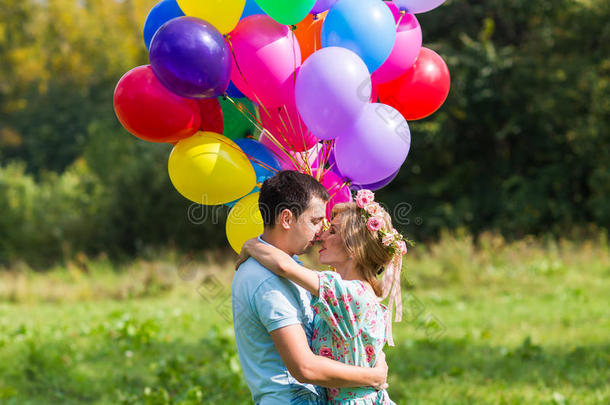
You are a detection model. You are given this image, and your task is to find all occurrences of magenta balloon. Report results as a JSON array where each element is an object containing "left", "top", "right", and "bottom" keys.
[
  {"left": 372, "top": 3, "right": 422, "bottom": 85},
  {"left": 295, "top": 47, "right": 371, "bottom": 141},
  {"left": 311, "top": 0, "right": 338, "bottom": 14},
  {"left": 393, "top": 0, "right": 447, "bottom": 14},
  {"left": 318, "top": 169, "right": 352, "bottom": 219},
  {"left": 229, "top": 15, "right": 301, "bottom": 108},
  {"left": 335, "top": 103, "right": 411, "bottom": 184}
]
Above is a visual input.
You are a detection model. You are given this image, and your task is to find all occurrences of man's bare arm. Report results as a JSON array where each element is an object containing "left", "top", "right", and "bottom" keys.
[{"left": 270, "top": 324, "right": 387, "bottom": 388}]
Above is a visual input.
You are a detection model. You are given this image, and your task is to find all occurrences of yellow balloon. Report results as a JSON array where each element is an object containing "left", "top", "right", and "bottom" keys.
[
  {"left": 177, "top": 0, "right": 246, "bottom": 34},
  {"left": 169, "top": 132, "right": 255, "bottom": 205},
  {"left": 226, "top": 192, "right": 264, "bottom": 254}
]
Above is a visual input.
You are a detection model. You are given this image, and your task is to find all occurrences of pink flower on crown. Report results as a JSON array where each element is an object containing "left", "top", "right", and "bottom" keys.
[
  {"left": 382, "top": 233, "right": 396, "bottom": 247},
  {"left": 366, "top": 216, "right": 384, "bottom": 232},
  {"left": 356, "top": 190, "right": 375, "bottom": 208},
  {"left": 397, "top": 240, "right": 408, "bottom": 255},
  {"left": 365, "top": 202, "right": 382, "bottom": 216}
]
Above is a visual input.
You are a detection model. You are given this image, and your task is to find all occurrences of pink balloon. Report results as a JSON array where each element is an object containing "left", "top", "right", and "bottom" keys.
[
  {"left": 258, "top": 78, "right": 318, "bottom": 152},
  {"left": 229, "top": 15, "right": 301, "bottom": 108},
  {"left": 372, "top": 3, "right": 422, "bottom": 85}
]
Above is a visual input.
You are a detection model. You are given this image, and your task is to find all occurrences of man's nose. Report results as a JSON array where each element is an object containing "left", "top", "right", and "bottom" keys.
[{"left": 314, "top": 229, "right": 325, "bottom": 241}]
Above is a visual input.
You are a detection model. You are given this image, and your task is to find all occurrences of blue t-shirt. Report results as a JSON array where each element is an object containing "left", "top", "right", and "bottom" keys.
[{"left": 232, "top": 237, "right": 327, "bottom": 405}]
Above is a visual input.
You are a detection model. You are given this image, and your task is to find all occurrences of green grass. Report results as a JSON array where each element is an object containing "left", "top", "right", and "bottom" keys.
[{"left": 1, "top": 232, "right": 609, "bottom": 404}]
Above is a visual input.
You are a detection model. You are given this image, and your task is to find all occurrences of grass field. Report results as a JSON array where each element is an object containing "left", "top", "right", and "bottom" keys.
[{"left": 1, "top": 231, "right": 609, "bottom": 404}]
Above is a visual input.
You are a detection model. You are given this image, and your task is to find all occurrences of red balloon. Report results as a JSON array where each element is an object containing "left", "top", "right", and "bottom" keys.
[
  {"left": 378, "top": 47, "right": 450, "bottom": 121},
  {"left": 197, "top": 98, "right": 224, "bottom": 134},
  {"left": 113, "top": 65, "right": 201, "bottom": 143}
]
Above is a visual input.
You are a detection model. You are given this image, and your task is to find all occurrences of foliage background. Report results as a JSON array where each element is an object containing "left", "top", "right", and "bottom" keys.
[{"left": 1, "top": 0, "right": 609, "bottom": 266}]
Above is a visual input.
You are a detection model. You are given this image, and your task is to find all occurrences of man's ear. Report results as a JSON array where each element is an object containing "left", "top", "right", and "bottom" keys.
[{"left": 278, "top": 209, "right": 293, "bottom": 230}]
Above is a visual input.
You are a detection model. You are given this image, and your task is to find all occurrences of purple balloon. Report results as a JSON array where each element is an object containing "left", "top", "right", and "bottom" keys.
[
  {"left": 328, "top": 146, "right": 399, "bottom": 190},
  {"left": 311, "top": 0, "right": 338, "bottom": 14},
  {"left": 149, "top": 16, "right": 231, "bottom": 99},
  {"left": 295, "top": 47, "right": 371, "bottom": 140},
  {"left": 335, "top": 103, "right": 410, "bottom": 184},
  {"left": 392, "top": 0, "right": 447, "bottom": 14},
  {"left": 350, "top": 169, "right": 399, "bottom": 191}
]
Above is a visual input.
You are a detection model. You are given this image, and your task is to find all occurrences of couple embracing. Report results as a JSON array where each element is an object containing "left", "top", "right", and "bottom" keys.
[{"left": 232, "top": 170, "right": 406, "bottom": 405}]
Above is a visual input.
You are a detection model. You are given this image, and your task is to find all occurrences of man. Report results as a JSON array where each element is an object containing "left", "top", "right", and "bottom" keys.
[{"left": 232, "top": 171, "right": 388, "bottom": 405}]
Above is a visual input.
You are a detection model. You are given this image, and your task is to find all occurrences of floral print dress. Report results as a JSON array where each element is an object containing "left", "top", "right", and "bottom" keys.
[{"left": 310, "top": 271, "right": 396, "bottom": 405}]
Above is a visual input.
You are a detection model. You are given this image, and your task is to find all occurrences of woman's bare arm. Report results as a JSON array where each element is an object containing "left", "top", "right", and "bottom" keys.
[{"left": 239, "top": 238, "right": 320, "bottom": 296}]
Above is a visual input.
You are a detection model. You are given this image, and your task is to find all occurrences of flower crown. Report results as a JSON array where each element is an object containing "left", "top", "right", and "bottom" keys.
[{"left": 355, "top": 189, "right": 410, "bottom": 257}]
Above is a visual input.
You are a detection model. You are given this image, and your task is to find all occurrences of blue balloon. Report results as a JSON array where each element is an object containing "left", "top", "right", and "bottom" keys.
[
  {"left": 241, "top": 0, "right": 266, "bottom": 19},
  {"left": 234, "top": 138, "right": 282, "bottom": 184},
  {"left": 226, "top": 81, "right": 246, "bottom": 98},
  {"left": 321, "top": 0, "right": 396, "bottom": 72},
  {"left": 143, "top": 0, "right": 184, "bottom": 50}
]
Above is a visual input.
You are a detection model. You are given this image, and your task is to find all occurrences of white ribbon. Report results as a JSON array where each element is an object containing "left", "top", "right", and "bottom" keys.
[{"left": 378, "top": 252, "right": 403, "bottom": 346}]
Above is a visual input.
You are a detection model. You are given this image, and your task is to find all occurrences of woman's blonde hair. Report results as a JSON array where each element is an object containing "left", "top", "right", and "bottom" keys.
[{"left": 331, "top": 202, "right": 394, "bottom": 297}]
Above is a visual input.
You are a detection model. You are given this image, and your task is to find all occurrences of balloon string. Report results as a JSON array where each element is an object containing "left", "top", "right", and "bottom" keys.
[
  {"left": 273, "top": 104, "right": 312, "bottom": 175},
  {"left": 225, "top": 35, "right": 305, "bottom": 172},
  {"left": 223, "top": 96, "right": 304, "bottom": 171},
  {"left": 396, "top": 10, "right": 407, "bottom": 28},
  {"left": 327, "top": 179, "right": 352, "bottom": 200},
  {"left": 224, "top": 96, "right": 265, "bottom": 132},
  {"left": 260, "top": 106, "right": 295, "bottom": 150},
  {"left": 225, "top": 96, "right": 302, "bottom": 170}
]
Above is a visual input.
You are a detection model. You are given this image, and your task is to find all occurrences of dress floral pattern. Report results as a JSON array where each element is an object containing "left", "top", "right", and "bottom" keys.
[{"left": 310, "top": 271, "right": 396, "bottom": 405}]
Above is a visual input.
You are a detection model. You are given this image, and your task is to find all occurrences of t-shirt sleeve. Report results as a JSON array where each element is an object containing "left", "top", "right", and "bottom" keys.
[
  {"left": 311, "top": 271, "right": 364, "bottom": 340},
  {"left": 252, "top": 277, "right": 304, "bottom": 333}
]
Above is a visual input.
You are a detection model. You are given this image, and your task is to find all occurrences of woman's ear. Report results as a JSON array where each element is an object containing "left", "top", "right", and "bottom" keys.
[{"left": 279, "top": 209, "right": 293, "bottom": 230}]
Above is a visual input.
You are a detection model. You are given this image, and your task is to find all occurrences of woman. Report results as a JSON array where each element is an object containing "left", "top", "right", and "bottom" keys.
[{"left": 239, "top": 189, "right": 408, "bottom": 405}]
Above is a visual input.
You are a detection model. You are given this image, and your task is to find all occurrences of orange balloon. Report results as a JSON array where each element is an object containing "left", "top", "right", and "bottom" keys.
[{"left": 294, "top": 12, "right": 327, "bottom": 61}]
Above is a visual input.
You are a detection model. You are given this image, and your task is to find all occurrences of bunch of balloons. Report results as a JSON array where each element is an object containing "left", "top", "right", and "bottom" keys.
[{"left": 113, "top": 0, "right": 451, "bottom": 253}]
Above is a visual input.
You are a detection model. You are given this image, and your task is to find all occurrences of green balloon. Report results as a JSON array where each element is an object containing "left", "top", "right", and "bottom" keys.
[
  {"left": 220, "top": 98, "right": 258, "bottom": 140},
  {"left": 254, "top": 0, "right": 316, "bottom": 25}
]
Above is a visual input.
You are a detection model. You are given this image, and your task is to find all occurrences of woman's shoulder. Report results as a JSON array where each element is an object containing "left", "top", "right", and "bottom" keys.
[{"left": 319, "top": 272, "right": 372, "bottom": 295}]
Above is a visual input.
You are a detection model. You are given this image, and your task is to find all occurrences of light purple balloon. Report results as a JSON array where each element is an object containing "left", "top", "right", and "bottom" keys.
[
  {"left": 335, "top": 103, "right": 410, "bottom": 184},
  {"left": 392, "top": 0, "right": 447, "bottom": 14},
  {"left": 295, "top": 47, "right": 371, "bottom": 141},
  {"left": 350, "top": 169, "right": 399, "bottom": 191},
  {"left": 311, "top": 0, "right": 338, "bottom": 14}
]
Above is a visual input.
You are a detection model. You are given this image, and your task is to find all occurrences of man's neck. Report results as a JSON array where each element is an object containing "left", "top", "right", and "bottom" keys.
[{"left": 261, "top": 229, "right": 294, "bottom": 257}]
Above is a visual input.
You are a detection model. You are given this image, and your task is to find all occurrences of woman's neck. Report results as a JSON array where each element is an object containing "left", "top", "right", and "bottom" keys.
[{"left": 335, "top": 261, "right": 366, "bottom": 283}]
